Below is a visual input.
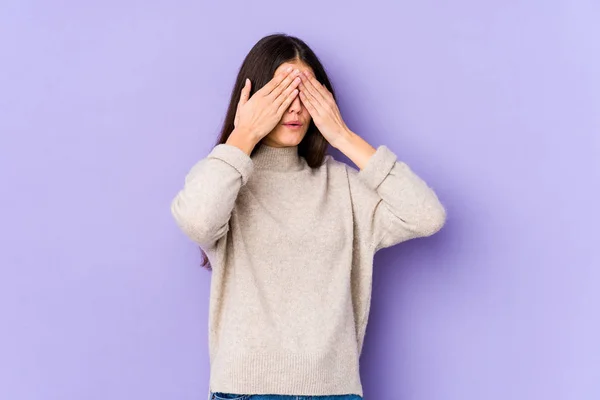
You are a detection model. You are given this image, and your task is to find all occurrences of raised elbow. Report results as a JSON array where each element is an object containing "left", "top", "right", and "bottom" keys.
[
  {"left": 170, "top": 196, "right": 224, "bottom": 247},
  {"left": 421, "top": 203, "right": 447, "bottom": 236}
]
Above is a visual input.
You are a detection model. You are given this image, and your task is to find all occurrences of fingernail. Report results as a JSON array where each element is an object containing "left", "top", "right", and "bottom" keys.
[
  {"left": 245, "top": 78, "right": 249, "bottom": 85},
  {"left": 294, "top": 69, "right": 300, "bottom": 75},
  {"left": 286, "top": 66, "right": 293, "bottom": 72}
]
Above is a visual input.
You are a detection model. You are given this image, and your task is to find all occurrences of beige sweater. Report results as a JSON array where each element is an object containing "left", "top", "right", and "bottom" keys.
[{"left": 170, "top": 142, "right": 446, "bottom": 397}]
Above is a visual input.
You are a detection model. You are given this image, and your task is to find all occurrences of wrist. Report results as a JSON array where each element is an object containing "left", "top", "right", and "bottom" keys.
[
  {"left": 227, "top": 128, "right": 260, "bottom": 156},
  {"left": 332, "top": 129, "right": 377, "bottom": 170},
  {"left": 330, "top": 128, "right": 356, "bottom": 150}
]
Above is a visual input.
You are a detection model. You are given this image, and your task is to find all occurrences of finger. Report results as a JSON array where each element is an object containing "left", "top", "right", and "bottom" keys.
[
  {"left": 304, "top": 70, "right": 328, "bottom": 93},
  {"left": 277, "top": 88, "right": 299, "bottom": 114},
  {"left": 299, "top": 72, "right": 327, "bottom": 107},
  {"left": 298, "top": 80, "right": 323, "bottom": 111},
  {"left": 260, "top": 66, "right": 294, "bottom": 95},
  {"left": 238, "top": 78, "right": 251, "bottom": 106},
  {"left": 268, "top": 69, "right": 301, "bottom": 100},
  {"left": 303, "top": 71, "right": 329, "bottom": 102},
  {"left": 320, "top": 83, "right": 333, "bottom": 99},
  {"left": 234, "top": 79, "right": 249, "bottom": 126},
  {"left": 299, "top": 90, "right": 319, "bottom": 117},
  {"left": 273, "top": 75, "right": 301, "bottom": 108}
]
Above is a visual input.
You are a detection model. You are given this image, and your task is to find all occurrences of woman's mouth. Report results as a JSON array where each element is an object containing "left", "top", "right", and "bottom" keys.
[{"left": 283, "top": 122, "right": 303, "bottom": 129}]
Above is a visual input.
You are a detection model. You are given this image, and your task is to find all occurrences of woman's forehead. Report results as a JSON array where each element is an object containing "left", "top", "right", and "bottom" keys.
[{"left": 275, "top": 61, "right": 313, "bottom": 75}]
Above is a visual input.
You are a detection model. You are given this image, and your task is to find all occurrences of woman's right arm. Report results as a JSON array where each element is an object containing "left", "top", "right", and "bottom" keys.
[
  {"left": 171, "top": 67, "right": 301, "bottom": 249},
  {"left": 170, "top": 131, "right": 256, "bottom": 249}
]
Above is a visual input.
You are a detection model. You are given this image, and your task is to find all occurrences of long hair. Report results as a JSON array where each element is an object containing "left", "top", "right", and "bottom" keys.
[{"left": 200, "top": 33, "right": 338, "bottom": 270}]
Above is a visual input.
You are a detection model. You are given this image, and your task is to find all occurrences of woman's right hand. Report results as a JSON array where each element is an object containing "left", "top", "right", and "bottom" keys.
[{"left": 233, "top": 66, "right": 302, "bottom": 141}]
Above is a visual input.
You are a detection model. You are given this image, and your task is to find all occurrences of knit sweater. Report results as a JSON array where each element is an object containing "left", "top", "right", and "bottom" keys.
[{"left": 170, "top": 141, "right": 446, "bottom": 397}]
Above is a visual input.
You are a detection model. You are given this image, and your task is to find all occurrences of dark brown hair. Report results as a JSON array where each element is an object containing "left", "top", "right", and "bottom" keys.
[{"left": 200, "top": 33, "right": 337, "bottom": 270}]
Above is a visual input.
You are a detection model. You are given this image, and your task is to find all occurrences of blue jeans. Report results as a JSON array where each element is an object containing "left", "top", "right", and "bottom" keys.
[{"left": 209, "top": 392, "right": 363, "bottom": 400}]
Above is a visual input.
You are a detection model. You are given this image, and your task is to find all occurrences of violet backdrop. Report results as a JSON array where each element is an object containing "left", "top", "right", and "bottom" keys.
[{"left": 1, "top": 1, "right": 599, "bottom": 399}]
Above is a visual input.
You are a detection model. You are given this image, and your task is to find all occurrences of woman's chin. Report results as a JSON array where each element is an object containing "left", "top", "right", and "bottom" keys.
[{"left": 264, "top": 130, "right": 307, "bottom": 146}]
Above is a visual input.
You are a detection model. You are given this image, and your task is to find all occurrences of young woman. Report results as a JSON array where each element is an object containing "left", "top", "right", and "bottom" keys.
[{"left": 171, "top": 33, "right": 446, "bottom": 400}]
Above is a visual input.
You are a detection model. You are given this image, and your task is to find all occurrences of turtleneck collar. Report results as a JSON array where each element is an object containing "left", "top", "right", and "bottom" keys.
[{"left": 251, "top": 142, "right": 305, "bottom": 171}]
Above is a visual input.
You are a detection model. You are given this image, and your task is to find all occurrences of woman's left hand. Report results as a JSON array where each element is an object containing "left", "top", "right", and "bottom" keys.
[{"left": 298, "top": 71, "right": 351, "bottom": 147}]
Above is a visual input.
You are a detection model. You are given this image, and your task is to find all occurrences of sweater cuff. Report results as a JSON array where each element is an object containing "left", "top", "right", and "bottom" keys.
[
  {"left": 208, "top": 143, "right": 254, "bottom": 185},
  {"left": 357, "top": 145, "right": 398, "bottom": 190}
]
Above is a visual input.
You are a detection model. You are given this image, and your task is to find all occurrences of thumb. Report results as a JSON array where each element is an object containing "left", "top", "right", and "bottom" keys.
[{"left": 239, "top": 78, "right": 251, "bottom": 106}]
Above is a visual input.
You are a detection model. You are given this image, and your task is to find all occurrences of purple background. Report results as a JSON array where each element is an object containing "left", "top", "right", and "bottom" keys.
[{"left": 1, "top": 1, "right": 599, "bottom": 399}]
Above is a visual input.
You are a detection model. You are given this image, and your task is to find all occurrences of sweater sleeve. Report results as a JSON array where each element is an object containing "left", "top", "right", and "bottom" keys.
[
  {"left": 347, "top": 145, "right": 446, "bottom": 252},
  {"left": 170, "top": 143, "right": 254, "bottom": 249}
]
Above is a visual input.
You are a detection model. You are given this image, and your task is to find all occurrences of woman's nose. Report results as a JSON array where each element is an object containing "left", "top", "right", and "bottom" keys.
[{"left": 288, "top": 95, "right": 303, "bottom": 113}]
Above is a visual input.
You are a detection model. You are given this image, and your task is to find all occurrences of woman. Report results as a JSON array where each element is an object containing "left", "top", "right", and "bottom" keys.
[{"left": 171, "top": 33, "right": 446, "bottom": 400}]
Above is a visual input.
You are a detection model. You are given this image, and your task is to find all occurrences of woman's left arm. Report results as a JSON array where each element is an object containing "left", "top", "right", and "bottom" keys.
[
  {"left": 298, "top": 70, "right": 446, "bottom": 251},
  {"left": 337, "top": 132, "right": 447, "bottom": 251}
]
